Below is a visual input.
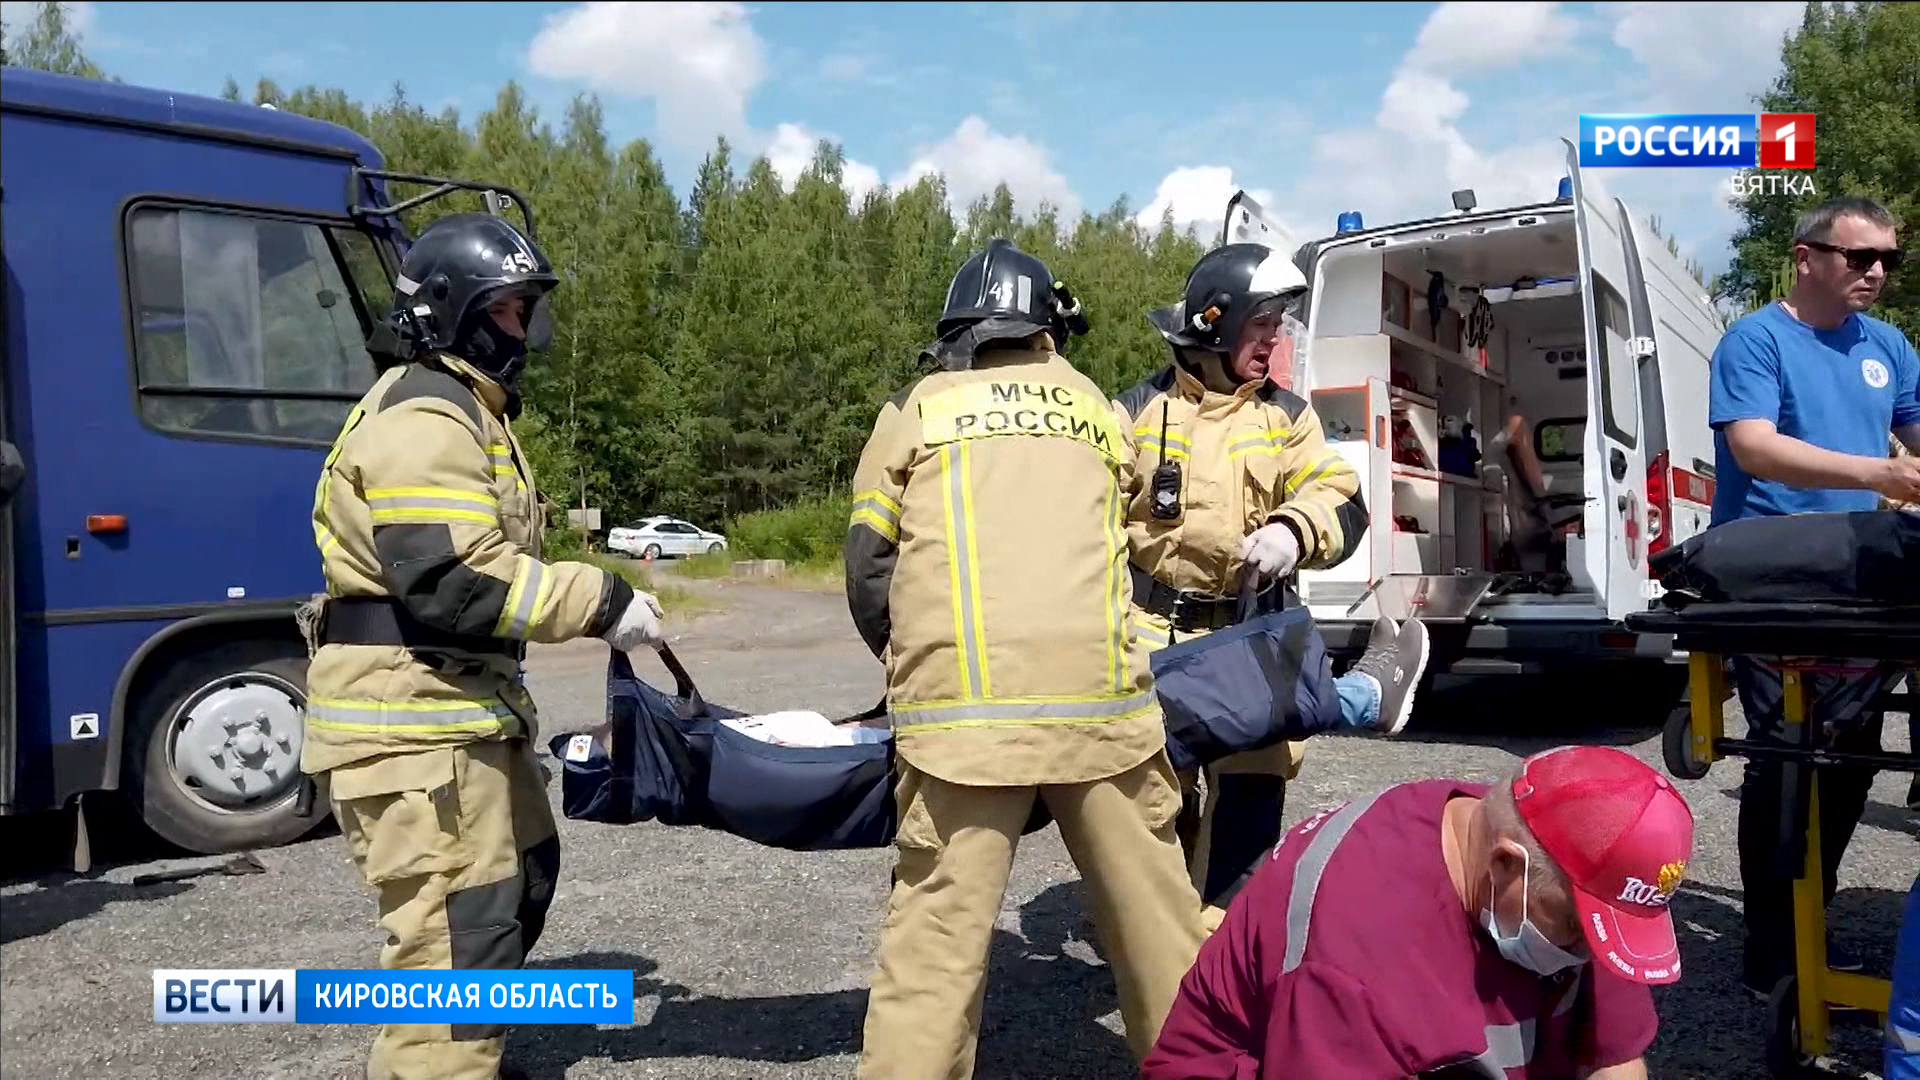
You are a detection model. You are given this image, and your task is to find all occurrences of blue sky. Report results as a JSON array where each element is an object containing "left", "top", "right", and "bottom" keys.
[{"left": 7, "top": 1, "right": 1810, "bottom": 276}]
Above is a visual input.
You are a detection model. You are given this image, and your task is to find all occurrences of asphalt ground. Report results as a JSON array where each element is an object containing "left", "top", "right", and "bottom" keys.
[{"left": 3, "top": 568, "right": 1915, "bottom": 1079}]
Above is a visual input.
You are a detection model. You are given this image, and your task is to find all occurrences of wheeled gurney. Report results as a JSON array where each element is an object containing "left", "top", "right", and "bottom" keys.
[{"left": 1628, "top": 600, "right": 1920, "bottom": 1078}]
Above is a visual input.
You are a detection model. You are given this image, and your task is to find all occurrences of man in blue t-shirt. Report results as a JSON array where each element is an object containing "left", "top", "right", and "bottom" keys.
[{"left": 1707, "top": 195, "right": 1920, "bottom": 1000}]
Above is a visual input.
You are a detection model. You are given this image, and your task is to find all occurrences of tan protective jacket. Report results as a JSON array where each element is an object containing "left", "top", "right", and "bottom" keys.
[
  {"left": 844, "top": 344, "right": 1164, "bottom": 788},
  {"left": 1115, "top": 363, "right": 1367, "bottom": 612},
  {"left": 302, "top": 354, "right": 631, "bottom": 775},
  {"left": 1113, "top": 363, "right": 1368, "bottom": 777}
]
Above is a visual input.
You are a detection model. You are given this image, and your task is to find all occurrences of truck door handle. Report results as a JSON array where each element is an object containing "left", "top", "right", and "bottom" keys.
[
  {"left": 1618, "top": 495, "right": 1630, "bottom": 512},
  {"left": 1610, "top": 448, "right": 1627, "bottom": 481}
]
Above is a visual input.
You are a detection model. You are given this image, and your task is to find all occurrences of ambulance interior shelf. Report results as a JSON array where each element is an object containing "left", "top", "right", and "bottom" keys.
[{"left": 1304, "top": 227, "right": 1590, "bottom": 586}]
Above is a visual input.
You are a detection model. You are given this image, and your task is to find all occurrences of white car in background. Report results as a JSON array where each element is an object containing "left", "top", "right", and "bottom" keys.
[{"left": 605, "top": 517, "right": 729, "bottom": 560}]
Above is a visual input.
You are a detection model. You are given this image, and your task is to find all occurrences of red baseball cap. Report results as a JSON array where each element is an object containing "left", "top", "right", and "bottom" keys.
[{"left": 1511, "top": 745, "right": 1696, "bottom": 985}]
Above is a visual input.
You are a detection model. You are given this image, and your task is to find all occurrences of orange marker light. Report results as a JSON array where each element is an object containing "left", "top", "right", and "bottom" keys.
[{"left": 85, "top": 514, "right": 128, "bottom": 534}]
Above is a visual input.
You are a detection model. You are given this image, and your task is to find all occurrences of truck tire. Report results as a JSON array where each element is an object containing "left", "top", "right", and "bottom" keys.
[{"left": 125, "top": 640, "right": 323, "bottom": 855}]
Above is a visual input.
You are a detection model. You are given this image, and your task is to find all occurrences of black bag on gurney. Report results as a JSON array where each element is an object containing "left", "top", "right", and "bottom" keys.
[
  {"left": 1650, "top": 509, "right": 1920, "bottom": 608},
  {"left": 548, "top": 647, "right": 1051, "bottom": 851}
]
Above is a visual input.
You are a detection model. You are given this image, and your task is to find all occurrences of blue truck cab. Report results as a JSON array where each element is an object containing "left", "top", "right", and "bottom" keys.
[{"left": 1, "top": 66, "right": 536, "bottom": 857}]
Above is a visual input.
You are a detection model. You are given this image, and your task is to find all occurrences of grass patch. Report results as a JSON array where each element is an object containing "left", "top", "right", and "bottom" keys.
[
  {"left": 676, "top": 550, "right": 736, "bottom": 579},
  {"left": 581, "top": 552, "right": 702, "bottom": 610},
  {"left": 543, "top": 524, "right": 704, "bottom": 611},
  {"left": 721, "top": 494, "right": 850, "bottom": 573}
]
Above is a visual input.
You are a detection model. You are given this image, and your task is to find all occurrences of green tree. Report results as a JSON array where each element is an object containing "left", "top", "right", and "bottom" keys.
[
  {"left": 246, "top": 71, "right": 1217, "bottom": 545},
  {"left": 3, "top": 1, "right": 107, "bottom": 79},
  {"left": 1723, "top": 1, "right": 1920, "bottom": 338}
]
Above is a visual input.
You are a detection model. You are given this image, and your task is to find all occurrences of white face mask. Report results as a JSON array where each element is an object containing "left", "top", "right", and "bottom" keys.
[{"left": 1482, "top": 847, "right": 1588, "bottom": 977}]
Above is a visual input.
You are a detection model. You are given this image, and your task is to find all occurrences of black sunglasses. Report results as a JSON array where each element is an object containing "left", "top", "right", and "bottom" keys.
[{"left": 1803, "top": 240, "right": 1905, "bottom": 273}]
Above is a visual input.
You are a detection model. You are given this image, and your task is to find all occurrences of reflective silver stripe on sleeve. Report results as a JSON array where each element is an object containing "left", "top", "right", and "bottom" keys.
[
  {"left": 1469, "top": 1020, "right": 1536, "bottom": 1075},
  {"left": 495, "top": 555, "right": 549, "bottom": 639},
  {"left": 892, "top": 690, "right": 1157, "bottom": 730},
  {"left": 306, "top": 699, "right": 517, "bottom": 730},
  {"left": 1281, "top": 790, "right": 1386, "bottom": 974},
  {"left": 1889, "top": 1021, "right": 1920, "bottom": 1052}
]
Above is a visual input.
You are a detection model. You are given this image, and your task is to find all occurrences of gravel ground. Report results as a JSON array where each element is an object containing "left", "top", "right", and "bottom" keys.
[{"left": 3, "top": 569, "right": 1915, "bottom": 1080}]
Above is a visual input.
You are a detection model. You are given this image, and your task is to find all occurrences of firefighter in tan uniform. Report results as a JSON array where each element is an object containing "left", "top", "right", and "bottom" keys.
[
  {"left": 1116, "top": 243, "right": 1431, "bottom": 929},
  {"left": 302, "top": 213, "right": 665, "bottom": 1080},
  {"left": 846, "top": 239, "right": 1208, "bottom": 1078}
]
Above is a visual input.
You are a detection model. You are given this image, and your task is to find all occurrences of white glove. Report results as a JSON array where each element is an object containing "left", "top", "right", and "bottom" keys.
[
  {"left": 1240, "top": 522, "right": 1301, "bottom": 581},
  {"left": 601, "top": 590, "right": 666, "bottom": 652}
]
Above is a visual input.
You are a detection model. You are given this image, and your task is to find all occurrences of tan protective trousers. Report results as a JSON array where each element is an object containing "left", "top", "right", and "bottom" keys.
[
  {"left": 324, "top": 738, "right": 560, "bottom": 1080},
  {"left": 857, "top": 751, "right": 1207, "bottom": 1079}
]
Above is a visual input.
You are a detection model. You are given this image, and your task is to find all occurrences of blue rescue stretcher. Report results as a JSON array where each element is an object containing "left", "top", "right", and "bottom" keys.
[{"left": 551, "top": 577, "right": 1347, "bottom": 851}]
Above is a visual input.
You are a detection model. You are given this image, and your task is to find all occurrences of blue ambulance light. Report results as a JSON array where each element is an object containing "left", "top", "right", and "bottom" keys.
[
  {"left": 1336, "top": 211, "right": 1365, "bottom": 234},
  {"left": 1556, "top": 177, "right": 1573, "bottom": 203}
]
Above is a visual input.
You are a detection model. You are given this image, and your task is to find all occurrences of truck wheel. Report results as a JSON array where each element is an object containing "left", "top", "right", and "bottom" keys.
[{"left": 125, "top": 640, "right": 322, "bottom": 855}]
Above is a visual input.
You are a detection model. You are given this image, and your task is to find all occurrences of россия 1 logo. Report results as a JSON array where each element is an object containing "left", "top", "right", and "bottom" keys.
[{"left": 1577, "top": 113, "right": 1817, "bottom": 196}]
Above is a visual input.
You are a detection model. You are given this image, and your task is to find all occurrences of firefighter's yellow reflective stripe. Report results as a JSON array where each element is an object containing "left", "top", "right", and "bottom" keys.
[
  {"left": 1135, "top": 435, "right": 1190, "bottom": 462},
  {"left": 892, "top": 690, "right": 1158, "bottom": 732},
  {"left": 1285, "top": 453, "right": 1346, "bottom": 494},
  {"left": 1133, "top": 422, "right": 1192, "bottom": 450},
  {"left": 1102, "top": 478, "right": 1127, "bottom": 693},
  {"left": 919, "top": 379, "right": 1124, "bottom": 465},
  {"left": 850, "top": 488, "right": 902, "bottom": 543},
  {"left": 1229, "top": 429, "right": 1286, "bottom": 461},
  {"left": 940, "top": 443, "right": 991, "bottom": 699},
  {"left": 366, "top": 486, "right": 499, "bottom": 526},
  {"left": 305, "top": 697, "right": 516, "bottom": 732},
  {"left": 487, "top": 441, "right": 517, "bottom": 478},
  {"left": 494, "top": 554, "right": 552, "bottom": 639},
  {"left": 1130, "top": 612, "right": 1172, "bottom": 650},
  {"left": 312, "top": 403, "right": 369, "bottom": 562}
]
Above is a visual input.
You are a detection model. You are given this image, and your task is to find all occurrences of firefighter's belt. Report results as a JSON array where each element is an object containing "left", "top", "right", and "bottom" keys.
[
  {"left": 1130, "top": 566, "right": 1286, "bottom": 635},
  {"left": 320, "top": 596, "right": 516, "bottom": 656}
]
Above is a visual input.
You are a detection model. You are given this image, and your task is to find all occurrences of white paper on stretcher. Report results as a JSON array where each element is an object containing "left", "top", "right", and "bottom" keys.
[{"left": 721, "top": 710, "right": 891, "bottom": 747}]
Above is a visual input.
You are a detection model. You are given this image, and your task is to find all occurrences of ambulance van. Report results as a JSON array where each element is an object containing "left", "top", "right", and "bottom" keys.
[{"left": 1234, "top": 139, "right": 1725, "bottom": 718}]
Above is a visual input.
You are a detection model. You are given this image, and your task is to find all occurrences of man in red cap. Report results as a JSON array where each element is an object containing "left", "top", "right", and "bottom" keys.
[{"left": 1141, "top": 745, "right": 1695, "bottom": 1079}]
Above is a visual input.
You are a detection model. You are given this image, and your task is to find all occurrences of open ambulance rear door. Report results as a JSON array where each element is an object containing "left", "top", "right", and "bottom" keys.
[{"left": 1561, "top": 138, "right": 1650, "bottom": 622}]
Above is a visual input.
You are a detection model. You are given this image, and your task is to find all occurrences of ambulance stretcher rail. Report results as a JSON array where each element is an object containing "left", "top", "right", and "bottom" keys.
[{"left": 1625, "top": 602, "right": 1920, "bottom": 1079}]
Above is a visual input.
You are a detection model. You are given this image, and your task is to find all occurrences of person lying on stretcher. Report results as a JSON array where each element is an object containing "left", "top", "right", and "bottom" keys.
[{"left": 1143, "top": 745, "right": 1696, "bottom": 1080}]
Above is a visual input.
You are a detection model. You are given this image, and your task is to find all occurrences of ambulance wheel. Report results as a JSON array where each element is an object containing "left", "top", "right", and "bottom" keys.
[
  {"left": 1763, "top": 975, "right": 1815, "bottom": 1079},
  {"left": 126, "top": 640, "right": 322, "bottom": 855},
  {"left": 1662, "top": 704, "right": 1710, "bottom": 780}
]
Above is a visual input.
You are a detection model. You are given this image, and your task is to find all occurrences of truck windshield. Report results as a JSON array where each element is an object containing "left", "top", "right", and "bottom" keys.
[{"left": 125, "top": 204, "right": 393, "bottom": 446}]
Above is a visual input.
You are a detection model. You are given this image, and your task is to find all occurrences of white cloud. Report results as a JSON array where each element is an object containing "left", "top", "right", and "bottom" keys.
[
  {"left": 526, "top": 1, "right": 766, "bottom": 154},
  {"left": 766, "top": 122, "right": 882, "bottom": 204},
  {"left": 1605, "top": 1, "right": 1804, "bottom": 111},
  {"left": 1271, "top": 2, "right": 1576, "bottom": 235},
  {"left": 1406, "top": 1, "right": 1582, "bottom": 74},
  {"left": 528, "top": 3, "right": 883, "bottom": 202},
  {"left": 1134, "top": 166, "right": 1276, "bottom": 238},
  {"left": 891, "top": 116, "right": 1081, "bottom": 222},
  {"left": 1254, "top": 0, "right": 1796, "bottom": 274},
  {"left": 1, "top": 0, "right": 94, "bottom": 40}
]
